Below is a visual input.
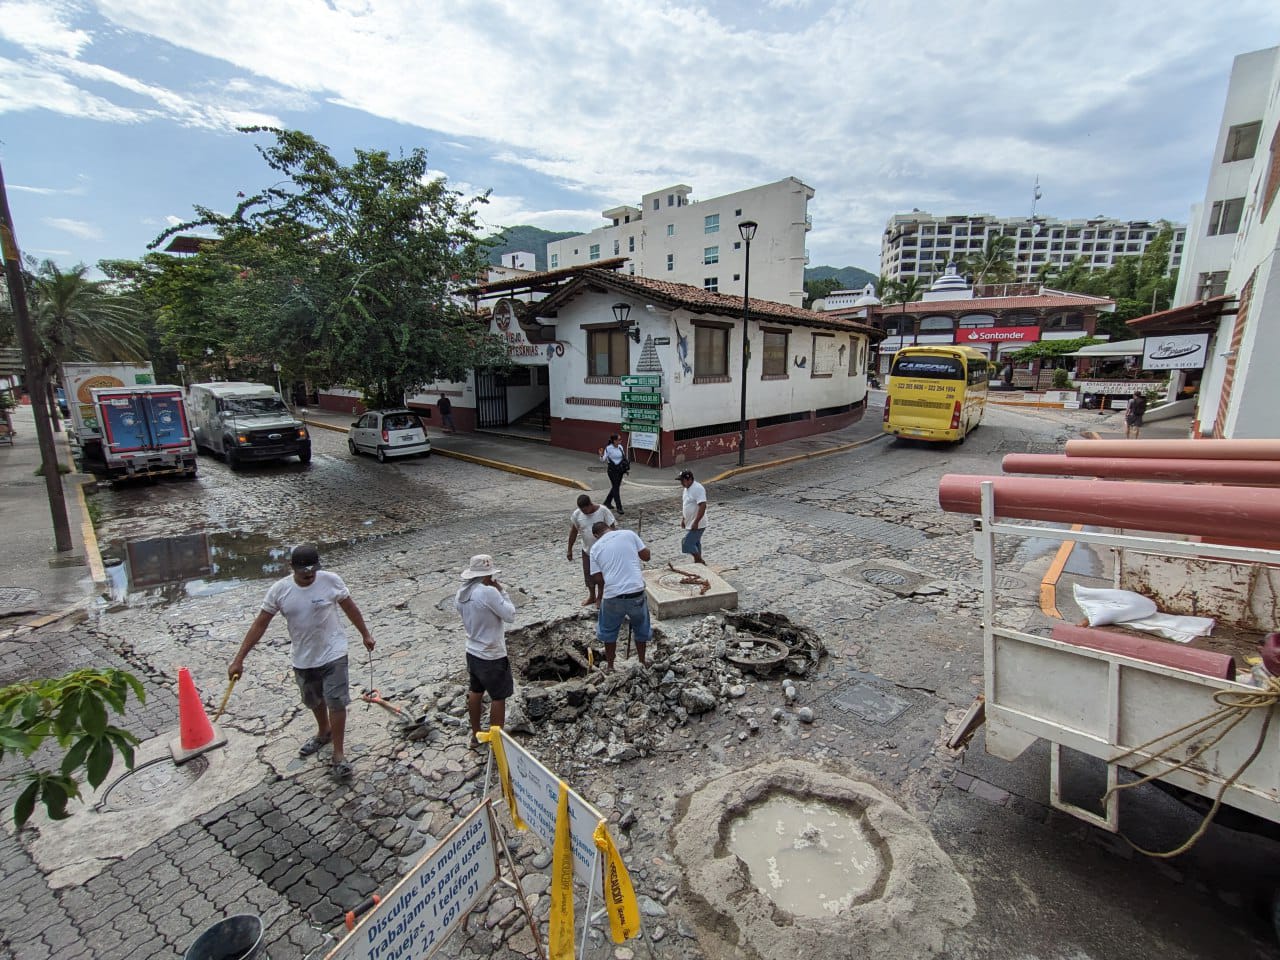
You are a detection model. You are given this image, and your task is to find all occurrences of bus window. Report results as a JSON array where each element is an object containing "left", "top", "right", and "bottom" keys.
[{"left": 891, "top": 355, "right": 964, "bottom": 380}]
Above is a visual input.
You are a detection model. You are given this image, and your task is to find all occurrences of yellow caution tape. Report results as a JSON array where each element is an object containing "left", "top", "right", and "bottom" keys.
[
  {"left": 477, "top": 726, "right": 527, "bottom": 831},
  {"left": 593, "top": 820, "right": 640, "bottom": 942},
  {"left": 549, "top": 781, "right": 576, "bottom": 959}
]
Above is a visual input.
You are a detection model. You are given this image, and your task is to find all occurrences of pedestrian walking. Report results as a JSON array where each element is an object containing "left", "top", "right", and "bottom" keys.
[
  {"left": 228, "top": 543, "right": 374, "bottom": 781},
  {"left": 567, "top": 494, "right": 616, "bottom": 607},
  {"left": 599, "top": 433, "right": 628, "bottom": 515},
  {"left": 453, "top": 554, "right": 516, "bottom": 747},
  {"left": 677, "top": 469, "right": 708, "bottom": 564},
  {"left": 438, "top": 392, "right": 456, "bottom": 433},
  {"left": 1125, "top": 391, "right": 1148, "bottom": 440},
  {"left": 589, "top": 522, "right": 652, "bottom": 668}
]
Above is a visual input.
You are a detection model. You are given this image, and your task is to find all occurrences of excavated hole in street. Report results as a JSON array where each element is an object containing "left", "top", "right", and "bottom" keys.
[{"left": 501, "top": 612, "right": 824, "bottom": 770}]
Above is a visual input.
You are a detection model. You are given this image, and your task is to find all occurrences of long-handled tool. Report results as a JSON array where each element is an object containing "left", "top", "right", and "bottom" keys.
[{"left": 213, "top": 674, "right": 238, "bottom": 722}]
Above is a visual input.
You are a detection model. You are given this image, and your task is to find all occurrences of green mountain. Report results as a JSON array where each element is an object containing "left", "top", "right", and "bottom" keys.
[
  {"left": 485, "top": 225, "right": 579, "bottom": 270},
  {"left": 805, "top": 265, "right": 877, "bottom": 290}
]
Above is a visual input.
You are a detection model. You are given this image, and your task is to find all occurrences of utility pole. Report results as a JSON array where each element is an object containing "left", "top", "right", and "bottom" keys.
[{"left": 0, "top": 160, "right": 73, "bottom": 552}]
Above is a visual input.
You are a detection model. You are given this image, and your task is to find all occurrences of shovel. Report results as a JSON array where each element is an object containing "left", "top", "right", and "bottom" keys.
[{"left": 361, "top": 689, "right": 432, "bottom": 741}]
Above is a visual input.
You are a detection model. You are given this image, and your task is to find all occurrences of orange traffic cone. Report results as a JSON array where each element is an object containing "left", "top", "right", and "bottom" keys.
[{"left": 170, "top": 667, "right": 227, "bottom": 764}]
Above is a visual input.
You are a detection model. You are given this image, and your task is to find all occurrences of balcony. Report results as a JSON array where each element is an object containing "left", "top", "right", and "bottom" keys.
[{"left": 804, "top": 214, "right": 813, "bottom": 231}]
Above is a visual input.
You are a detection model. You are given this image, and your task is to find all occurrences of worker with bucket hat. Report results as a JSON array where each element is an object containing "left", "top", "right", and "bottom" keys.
[{"left": 454, "top": 554, "right": 516, "bottom": 748}]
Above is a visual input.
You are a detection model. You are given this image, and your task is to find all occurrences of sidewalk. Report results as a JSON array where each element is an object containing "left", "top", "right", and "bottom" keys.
[
  {"left": 301, "top": 399, "right": 891, "bottom": 492},
  {"left": 0, "top": 403, "right": 97, "bottom": 624}
]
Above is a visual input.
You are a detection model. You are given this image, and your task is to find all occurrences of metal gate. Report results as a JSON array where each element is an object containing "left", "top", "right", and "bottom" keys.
[{"left": 474, "top": 370, "right": 508, "bottom": 429}]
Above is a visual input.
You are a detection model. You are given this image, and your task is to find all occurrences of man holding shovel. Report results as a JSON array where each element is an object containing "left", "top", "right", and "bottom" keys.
[{"left": 228, "top": 543, "right": 375, "bottom": 780}]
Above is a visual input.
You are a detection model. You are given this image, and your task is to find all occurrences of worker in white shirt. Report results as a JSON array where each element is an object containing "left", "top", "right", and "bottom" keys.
[
  {"left": 453, "top": 554, "right": 516, "bottom": 747},
  {"left": 677, "top": 469, "right": 708, "bottom": 564},
  {"left": 588, "top": 521, "right": 651, "bottom": 668}
]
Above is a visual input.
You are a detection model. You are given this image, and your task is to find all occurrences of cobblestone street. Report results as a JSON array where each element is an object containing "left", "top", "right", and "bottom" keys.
[{"left": 3, "top": 404, "right": 1278, "bottom": 959}]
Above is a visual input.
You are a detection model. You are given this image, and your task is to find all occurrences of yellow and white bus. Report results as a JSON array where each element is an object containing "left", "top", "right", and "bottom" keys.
[{"left": 882, "top": 345, "right": 989, "bottom": 443}]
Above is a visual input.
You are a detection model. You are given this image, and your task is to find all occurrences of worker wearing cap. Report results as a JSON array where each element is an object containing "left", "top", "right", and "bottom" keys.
[
  {"left": 677, "top": 469, "right": 708, "bottom": 564},
  {"left": 228, "top": 543, "right": 374, "bottom": 781}
]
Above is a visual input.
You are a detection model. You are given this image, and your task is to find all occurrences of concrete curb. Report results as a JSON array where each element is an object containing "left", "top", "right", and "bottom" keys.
[
  {"left": 707, "top": 432, "right": 890, "bottom": 483},
  {"left": 73, "top": 477, "right": 106, "bottom": 586},
  {"left": 303, "top": 418, "right": 591, "bottom": 491}
]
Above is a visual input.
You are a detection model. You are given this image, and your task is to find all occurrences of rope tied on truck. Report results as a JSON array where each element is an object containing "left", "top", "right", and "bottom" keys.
[{"left": 1103, "top": 676, "right": 1280, "bottom": 858}]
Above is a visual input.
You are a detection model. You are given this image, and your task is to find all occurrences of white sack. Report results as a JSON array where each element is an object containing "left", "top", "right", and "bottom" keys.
[
  {"left": 1072, "top": 585, "right": 1158, "bottom": 626},
  {"left": 1119, "top": 612, "right": 1216, "bottom": 644}
]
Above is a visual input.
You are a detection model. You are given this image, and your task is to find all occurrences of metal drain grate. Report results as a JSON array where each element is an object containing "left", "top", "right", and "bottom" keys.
[{"left": 862, "top": 569, "right": 908, "bottom": 587}]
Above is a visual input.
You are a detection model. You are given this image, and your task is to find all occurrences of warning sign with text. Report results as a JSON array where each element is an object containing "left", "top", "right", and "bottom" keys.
[{"left": 328, "top": 802, "right": 498, "bottom": 960}]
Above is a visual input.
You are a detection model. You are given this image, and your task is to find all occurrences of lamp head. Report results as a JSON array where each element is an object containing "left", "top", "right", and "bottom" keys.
[
  {"left": 738, "top": 220, "right": 758, "bottom": 243},
  {"left": 612, "top": 302, "right": 631, "bottom": 327}
]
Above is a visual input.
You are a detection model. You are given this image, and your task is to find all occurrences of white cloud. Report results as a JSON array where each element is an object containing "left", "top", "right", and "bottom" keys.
[
  {"left": 6, "top": 0, "right": 1278, "bottom": 265},
  {"left": 44, "top": 217, "right": 103, "bottom": 240},
  {"left": 0, "top": 1, "right": 91, "bottom": 57}
]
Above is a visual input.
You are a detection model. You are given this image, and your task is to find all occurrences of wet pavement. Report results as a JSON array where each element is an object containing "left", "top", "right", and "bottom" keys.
[{"left": 4, "top": 398, "right": 1275, "bottom": 960}]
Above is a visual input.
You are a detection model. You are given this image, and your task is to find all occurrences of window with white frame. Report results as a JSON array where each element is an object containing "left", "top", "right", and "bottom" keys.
[
  {"left": 704, "top": 214, "right": 720, "bottom": 234},
  {"left": 811, "top": 333, "right": 836, "bottom": 376},
  {"left": 589, "top": 244, "right": 600, "bottom": 260},
  {"left": 704, "top": 246, "right": 719, "bottom": 265},
  {"left": 613, "top": 239, "right": 620, "bottom": 255},
  {"left": 666, "top": 254, "right": 674, "bottom": 272},
  {"left": 652, "top": 198, "right": 659, "bottom": 210},
  {"left": 694, "top": 324, "right": 729, "bottom": 377},
  {"left": 628, "top": 236, "right": 635, "bottom": 252},
  {"left": 550, "top": 253, "right": 559, "bottom": 269},
  {"left": 703, "top": 277, "right": 718, "bottom": 292},
  {"left": 1207, "top": 198, "right": 1244, "bottom": 236},
  {"left": 667, "top": 223, "right": 675, "bottom": 237}
]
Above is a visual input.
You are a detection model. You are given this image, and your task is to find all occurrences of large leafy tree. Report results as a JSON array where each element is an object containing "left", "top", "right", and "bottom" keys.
[
  {"left": 152, "top": 128, "right": 511, "bottom": 407},
  {"left": 1039, "top": 225, "right": 1179, "bottom": 340}
]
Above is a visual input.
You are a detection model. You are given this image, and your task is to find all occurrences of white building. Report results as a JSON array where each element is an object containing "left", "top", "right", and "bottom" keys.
[
  {"left": 396, "top": 264, "right": 878, "bottom": 464},
  {"left": 1133, "top": 45, "right": 1280, "bottom": 439},
  {"left": 881, "top": 212, "right": 1185, "bottom": 285},
  {"left": 546, "top": 179, "right": 814, "bottom": 307}
]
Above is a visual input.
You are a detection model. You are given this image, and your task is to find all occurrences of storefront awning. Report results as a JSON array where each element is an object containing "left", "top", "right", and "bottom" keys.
[
  {"left": 1066, "top": 341, "right": 1143, "bottom": 358},
  {"left": 1127, "top": 295, "right": 1235, "bottom": 333}
]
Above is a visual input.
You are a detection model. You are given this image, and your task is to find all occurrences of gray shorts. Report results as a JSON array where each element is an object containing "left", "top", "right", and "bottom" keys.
[{"left": 294, "top": 656, "right": 350, "bottom": 710}]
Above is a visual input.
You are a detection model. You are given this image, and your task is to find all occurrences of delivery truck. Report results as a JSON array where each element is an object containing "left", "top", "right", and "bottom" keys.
[{"left": 187, "top": 381, "right": 311, "bottom": 468}]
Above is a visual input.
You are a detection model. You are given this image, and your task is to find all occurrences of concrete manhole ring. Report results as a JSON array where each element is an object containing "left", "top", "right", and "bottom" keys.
[
  {"left": 723, "top": 635, "right": 789, "bottom": 670},
  {"left": 656, "top": 572, "right": 709, "bottom": 596},
  {"left": 96, "top": 755, "right": 210, "bottom": 812},
  {"left": 861, "top": 569, "right": 908, "bottom": 587},
  {"left": 673, "top": 760, "right": 974, "bottom": 959}
]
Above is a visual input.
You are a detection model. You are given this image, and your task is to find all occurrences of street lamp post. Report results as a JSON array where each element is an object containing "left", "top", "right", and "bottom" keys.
[{"left": 736, "top": 220, "right": 757, "bottom": 468}]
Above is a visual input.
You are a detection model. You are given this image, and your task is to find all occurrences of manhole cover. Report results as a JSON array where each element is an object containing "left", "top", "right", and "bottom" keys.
[
  {"left": 830, "top": 677, "right": 912, "bottom": 725},
  {"left": 657, "top": 572, "right": 710, "bottom": 596},
  {"left": 724, "top": 635, "right": 790, "bottom": 671},
  {"left": 0, "top": 587, "right": 40, "bottom": 612},
  {"left": 861, "top": 569, "right": 907, "bottom": 587},
  {"left": 97, "top": 756, "right": 210, "bottom": 812}
]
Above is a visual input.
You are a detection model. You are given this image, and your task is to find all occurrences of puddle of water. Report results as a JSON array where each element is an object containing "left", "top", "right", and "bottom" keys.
[
  {"left": 727, "top": 794, "right": 880, "bottom": 918},
  {"left": 101, "top": 531, "right": 297, "bottom": 604}
]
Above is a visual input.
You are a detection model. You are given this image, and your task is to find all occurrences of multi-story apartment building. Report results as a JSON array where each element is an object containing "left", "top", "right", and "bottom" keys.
[
  {"left": 880, "top": 212, "right": 1185, "bottom": 285},
  {"left": 1134, "top": 44, "right": 1280, "bottom": 439},
  {"left": 546, "top": 178, "right": 814, "bottom": 307}
]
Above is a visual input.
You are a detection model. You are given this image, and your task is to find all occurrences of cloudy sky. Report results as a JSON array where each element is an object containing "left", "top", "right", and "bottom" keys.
[{"left": 1, "top": 1, "right": 1276, "bottom": 274}]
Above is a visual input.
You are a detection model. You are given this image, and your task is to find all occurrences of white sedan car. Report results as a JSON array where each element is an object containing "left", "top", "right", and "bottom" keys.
[{"left": 348, "top": 409, "right": 432, "bottom": 462}]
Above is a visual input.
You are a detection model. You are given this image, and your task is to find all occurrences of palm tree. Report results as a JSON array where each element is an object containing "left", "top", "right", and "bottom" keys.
[
  {"left": 960, "top": 234, "right": 1016, "bottom": 286},
  {"left": 28, "top": 261, "right": 147, "bottom": 428},
  {"left": 882, "top": 276, "right": 925, "bottom": 344}
]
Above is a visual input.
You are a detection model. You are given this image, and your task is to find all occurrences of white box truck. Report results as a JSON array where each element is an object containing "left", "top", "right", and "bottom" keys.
[{"left": 188, "top": 382, "right": 311, "bottom": 468}]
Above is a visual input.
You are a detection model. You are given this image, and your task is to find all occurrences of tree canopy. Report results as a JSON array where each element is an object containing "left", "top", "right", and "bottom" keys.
[
  {"left": 137, "top": 128, "right": 511, "bottom": 407},
  {"left": 1036, "top": 225, "right": 1179, "bottom": 340}
]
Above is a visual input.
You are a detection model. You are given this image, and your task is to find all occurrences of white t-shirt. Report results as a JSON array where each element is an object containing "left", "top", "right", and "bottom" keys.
[
  {"left": 682, "top": 481, "right": 708, "bottom": 529},
  {"left": 589, "top": 529, "right": 647, "bottom": 599},
  {"left": 261, "top": 571, "right": 351, "bottom": 669},
  {"left": 570, "top": 505, "right": 617, "bottom": 554},
  {"left": 454, "top": 582, "right": 516, "bottom": 659}
]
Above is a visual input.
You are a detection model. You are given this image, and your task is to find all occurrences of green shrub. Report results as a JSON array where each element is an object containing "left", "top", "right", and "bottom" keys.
[{"left": 1052, "top": 368, "right": 1073, "bottom": 389}]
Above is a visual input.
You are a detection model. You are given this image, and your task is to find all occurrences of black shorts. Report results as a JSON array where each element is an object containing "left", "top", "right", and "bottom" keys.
[
  {"left": 466, "top": 653, "right": 514, "bottom": 701},
  {"left": 293, "top": 656, "right": 350, "bottom": 710}
]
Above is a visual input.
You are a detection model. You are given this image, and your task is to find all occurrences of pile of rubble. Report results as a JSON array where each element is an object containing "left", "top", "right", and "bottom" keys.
[{"left": 491, "top": 612, "right": 826, "bottom": 768}]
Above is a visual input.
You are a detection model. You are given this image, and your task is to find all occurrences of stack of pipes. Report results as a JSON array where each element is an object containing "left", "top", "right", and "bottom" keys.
[{"left": 938, "top": 439, "right": 1280, "bottom": 550}]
